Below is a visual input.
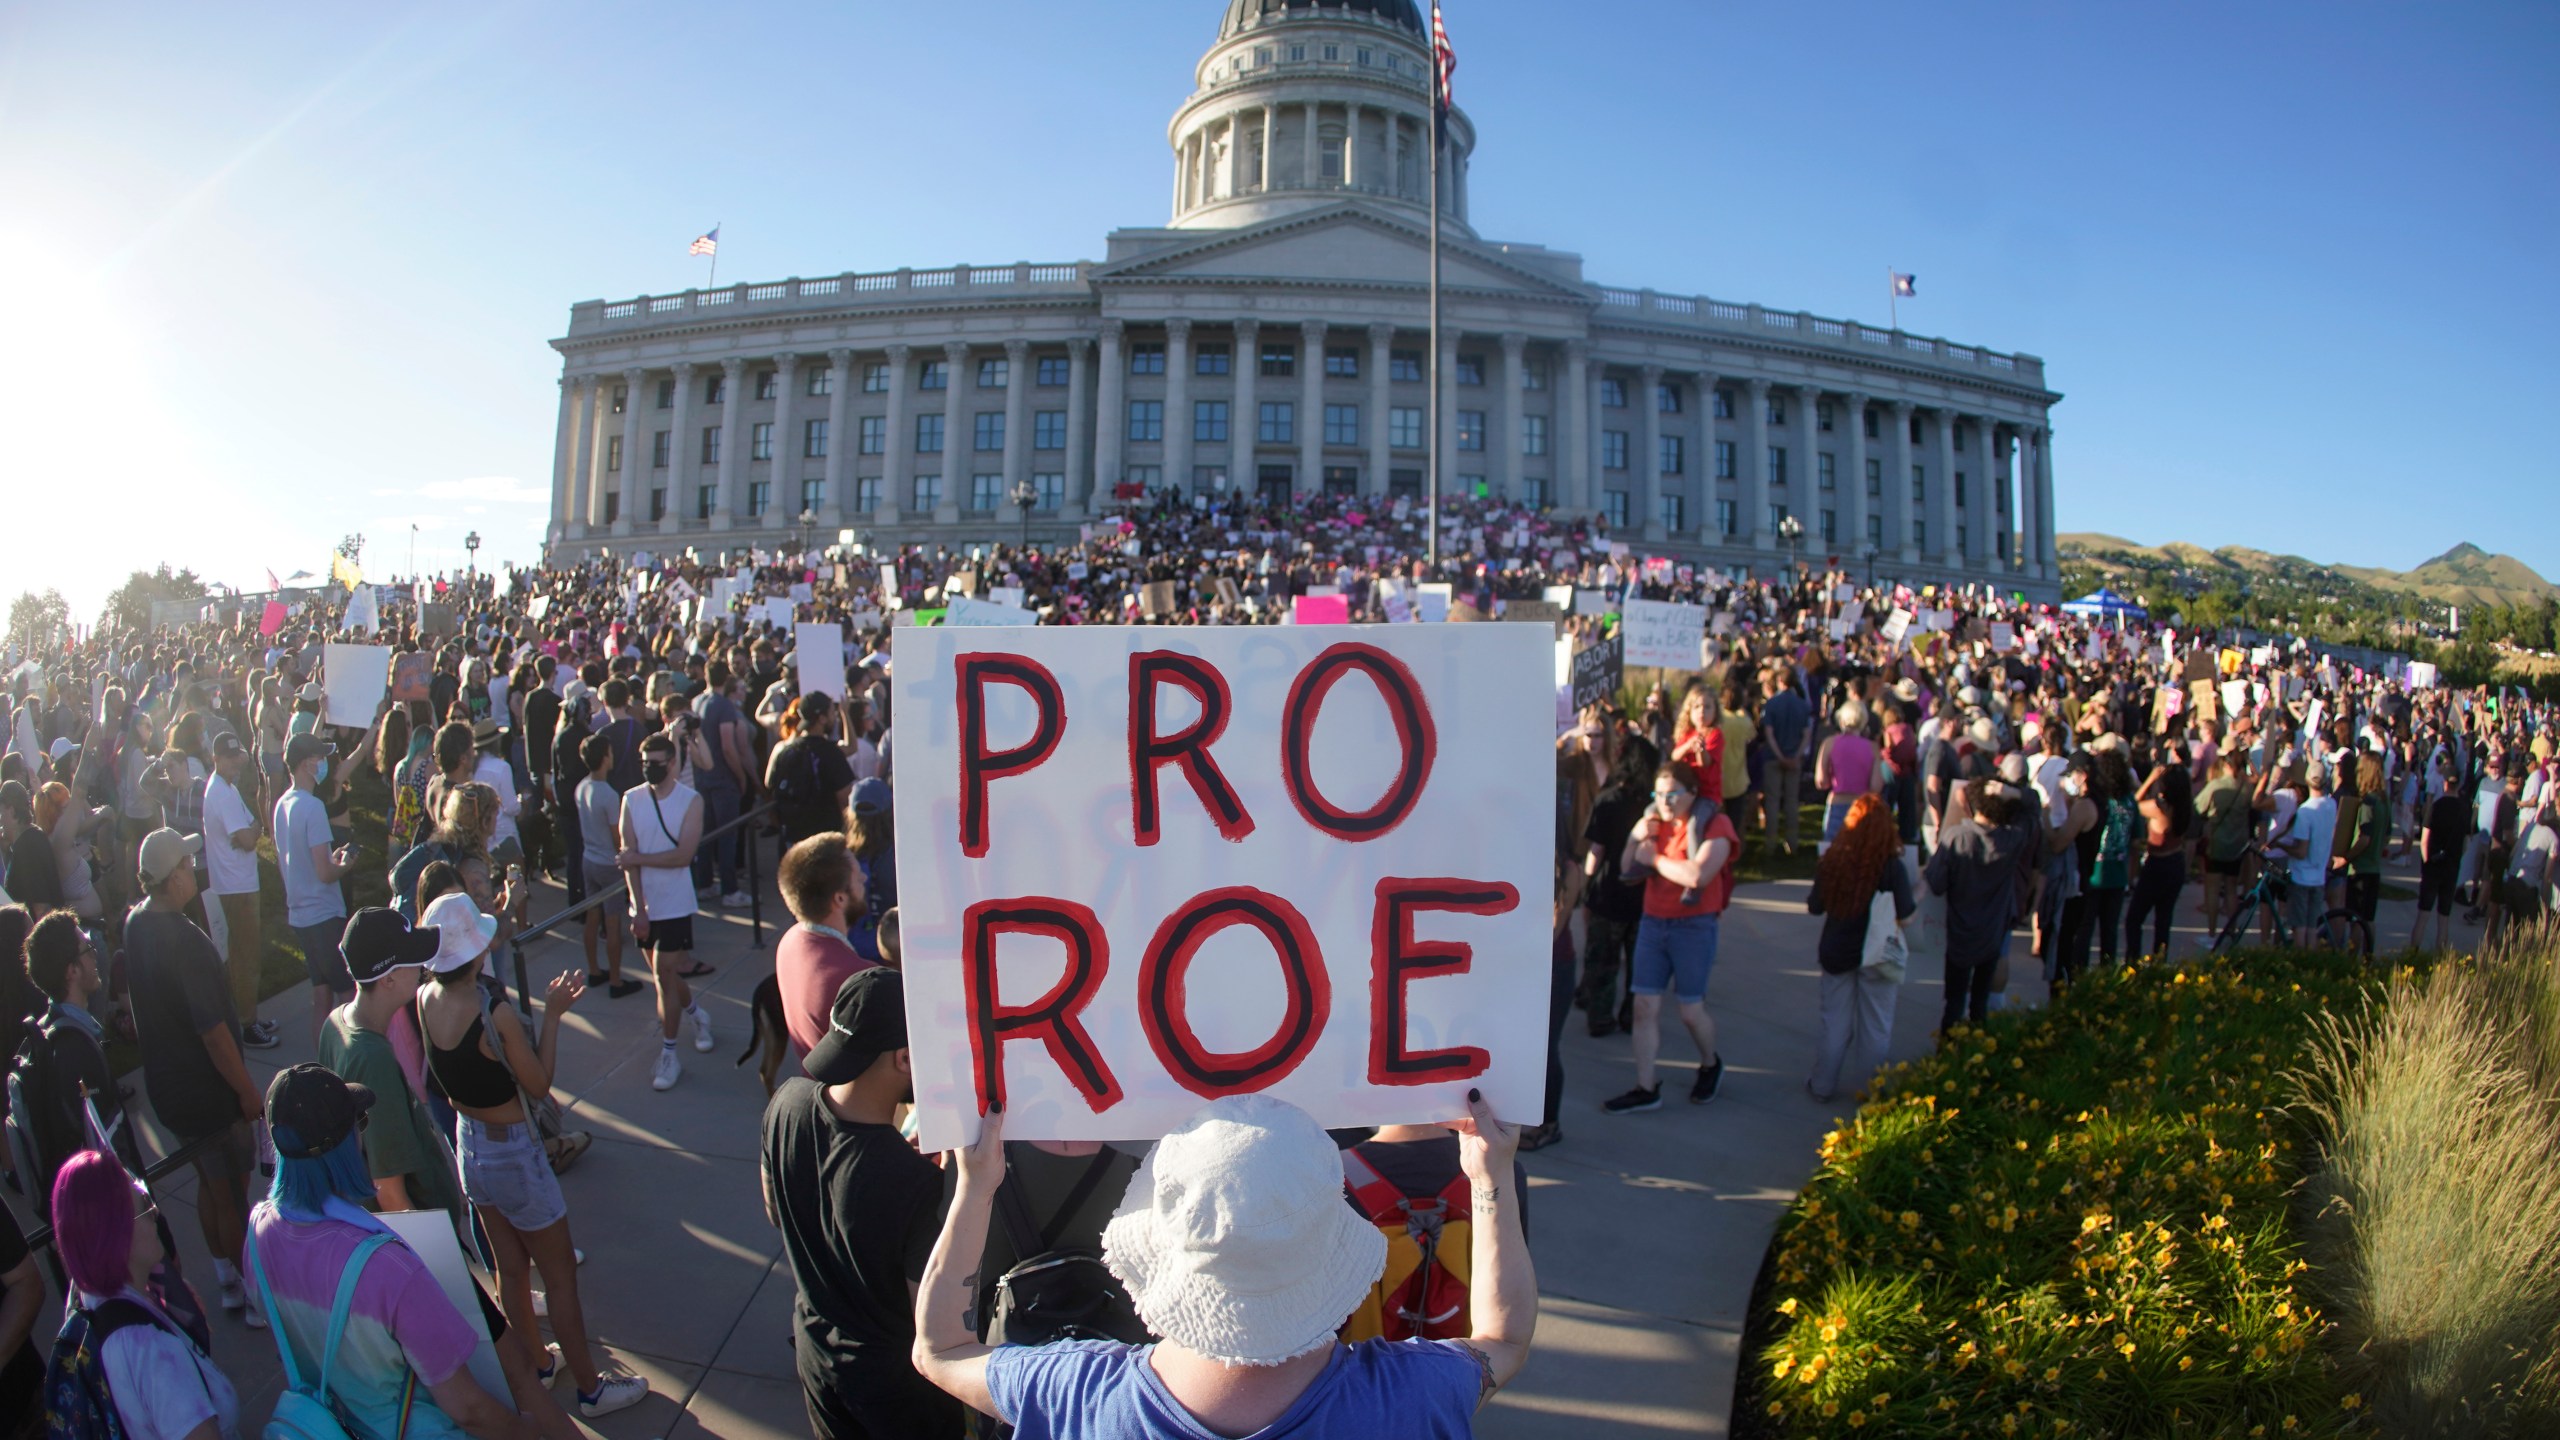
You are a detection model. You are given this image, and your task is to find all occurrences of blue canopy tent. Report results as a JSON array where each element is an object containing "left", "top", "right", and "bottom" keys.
[{"left": 2061, "top": 588, "right": 2149, "bottom": 624}]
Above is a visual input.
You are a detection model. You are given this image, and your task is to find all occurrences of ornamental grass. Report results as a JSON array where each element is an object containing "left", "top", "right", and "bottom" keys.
[{"left": 1749, "top": 949, "right": 2381, "bottom": 1439}]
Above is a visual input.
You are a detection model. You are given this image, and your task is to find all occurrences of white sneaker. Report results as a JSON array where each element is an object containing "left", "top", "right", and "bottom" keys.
[
  {"left": 578, "top": 1373, "right": 648, "bottom": 1419},
  {"left": 217, "top": 1280, "right": 245, "bottom": 1312},
  {"left": 240, "top": 1301, "right": 268, "bottom": 1331},
  {"left": 535, "top": 1343, "right": 564, "bottom": 1388},
  {"left": 690, "top": 1006, "right": 715, "bottom": 1053},
  {"left": 651, "top": 1048, "right": 682, "bottom": 1091},
  {"left": 532, "top": 1289, "right": 548, "bottom": 1318},
  {"left": 720, "top": 890, "right": 752, "bottom": 909}
]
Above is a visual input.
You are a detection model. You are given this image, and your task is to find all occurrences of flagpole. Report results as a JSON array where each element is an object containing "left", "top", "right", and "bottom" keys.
[
  {"left": 707, "top": 222, "right": 721, "bottom": 290},
  {"left": 1888, "top": 267, "right": 1897, "bottom": 332},
  {"left": 1426, "top": 51, "right": 1442, "bottom": 569}
]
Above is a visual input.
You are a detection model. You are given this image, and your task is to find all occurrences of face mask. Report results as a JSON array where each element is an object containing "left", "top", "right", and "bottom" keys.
[
  {"left": 642, "top": 758, "right": 671, "bottom": 785},
  {"left": 314, "top": 760, "right": 329, "bottom": 783}
]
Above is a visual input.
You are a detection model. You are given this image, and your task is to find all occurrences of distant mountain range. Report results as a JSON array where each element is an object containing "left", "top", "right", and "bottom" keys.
[{"left": 2059, "top": 536, "right": 2558, "bottom": 613}]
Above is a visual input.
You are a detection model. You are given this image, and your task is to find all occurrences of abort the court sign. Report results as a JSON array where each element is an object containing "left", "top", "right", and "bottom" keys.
[{"left": 892, "top": 626, "right": 1550, "bottom": 1150}]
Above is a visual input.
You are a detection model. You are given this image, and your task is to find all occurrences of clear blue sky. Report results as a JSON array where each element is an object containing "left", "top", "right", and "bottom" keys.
[{"left": 4, "top": 0, "right": 2554, "bottom": 615}]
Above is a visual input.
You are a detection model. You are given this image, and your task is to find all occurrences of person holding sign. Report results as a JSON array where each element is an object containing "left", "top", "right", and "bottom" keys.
[{"left": 1604, "top": 761, "right": 1735, "bottom": 1113}]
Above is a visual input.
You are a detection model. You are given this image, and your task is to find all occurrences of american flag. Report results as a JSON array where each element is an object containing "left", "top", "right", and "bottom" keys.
[
  {"left": 1430, "top": 2, "right": 1456, "bottom": 144},
  {"left": 1891, "top": 271, "right": 1917, "bottom": 298},
  {"left": 689, "top": 226, "right": 719, "bottom": 257}
]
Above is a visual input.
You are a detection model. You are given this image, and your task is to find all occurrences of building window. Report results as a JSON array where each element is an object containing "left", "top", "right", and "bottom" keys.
[
  {"left": 1817, "top": 401, "right": 1834, "bottom": 433},
  {"left": 1323, "top": 43, "right": 1338, "bottom": 59},
  {"left": 1129, "top": 343, "right": 1166, "bottom": 376},
  {"left": 652, "top": 430, "right": 670, "bottom": 467},
  {"left": 701, "top": 425, "right": 722, "bottom": 464},
  {"left": 1602, "top": 431, "right": 1628, "bottom": 471},
  {"left": 1389, "top": 407, "right": 1424, "bottom": 449},
  {"left": 919, "top": 360, "right": 947, "bottom": 391},
  {"left": 750, "top": 422, "right": 773, "bottom": 461},
  {"left": 978, "top": 358, "right": 1009, "bottom": 389},
  {"left": 1522, "top": 477, "right": 1548, "bottom": 506},
  {"left": 1325, "top": 347, "right": 1360, "bottom": 378},
  {"left": 1456, "top": 473, "right": 1486, "bottom": 496},
  {"left": 1127, "top": 400, "right": 1164, "bottom": 442},
  {"left": 1769, "top": 446, "right": 1788, "bottom": 487},
  {"left": 1912, "top": 469, "right": 1927, "bottom": 505},
  {"left": 1999, "top": 530, "right": 2011, "bottom": 562},
  {"left": 1659, "top": 494, "right": 1685, "bottom": 533},
  {"left": 1867, "top": 514, "right": 1884, "bottom": 548},
  {"left": 1356, "top": 47, "right": 1371, "bottom": 65},
  {"left": 1456, "top": 410, "right": 1484, "bottom": 451},
  {"left": 1290, "top": 43, "right": 1305, "bottom": 61},
  {"left": 747, "top": 480, "right": 770, "bottom": 517},
  {"left": 1260, "top": 344, "right": 1296, "bottom": 377},
  {"left": 854, "top": 476, "right": 881, "bottom": 513},
  {"left": 1953, "top": 425, "right": 1967, "bottom": 453},
  {"left": 604, "top": 493, "right": 620, "bottom": 523},
  {"left": 1714, "top": 440, "right": 1736, "bottom": 479},
  {"left": 1034, "top": 411, "right": 1067, "bottom": 449},
  {"left": 1036, "top": 355, "right": 1069, "bottom": 386},
  {"left": 1126, "top": 465, "right": 1162, "bottom": 491},
  {"left": 975, "top": 413, "right": 1004, "bottom": 452},
  {"left": 801, "top": 478, "right": 825, "bottom": 514},
  {"left": 649, "top": 488, "right": 665, "bottom": 522},
  {"left": 706, "top": 373, "right": 726, "bottom": 405},
  {"left": 695, "top": 484, "right": 715, "bottom": 521},
  {"left": 1659, "top": 435, "right": 1683, "bottom": 474},
  {"left": 1255, "top": 46, "right": 1271, "bottom": 66},
  {"left": 1456, "top": 355, "right": 1484, "bottom": 386},
  {"left": 1600, "top": 378, "right": 1627, "bottom": 408},
  {"left": 859, "top": 417, "right": 886, "bottom": 455},
  {"left": 1769, "top": 503, "right": 1789, "bottom": 533},
  {"left": 972, "top": 474, "right": 1003, "bottom": 511},
  {"left": 1032, "top": 472, "right": 1064, "bottom": 510},
  {"left": 1766, "top": 396, "right": 1785, "bottom": 426},
  {"left": 1603, "top": 490, "right": 1629, "bottom": 527},
  {"left": 1910, "top": 414, "right": 1924, "bottom": 444},
  {"left": 1955, "top": 472, "right": 1968, "bottom": 506},
  {"left": 610, "top": 384, "right": 628, "bottom": 415},
  {"left": 916, "top": 414, "right": 944, "bottom": 453},
  {"left": 606, "top": 435, "right": 623, "bottom": 472},
  {"left": 1864, "top": 408, "right": 1879, "bottom": 439},
  {"left": 755, "top": 370, "right": 778, "bottom": 401},
  {"left": 1326, "top": 404, "right": 1360, "bottom": 446},
  {"left": 1713, "top": 388, "right": 1733, "bottom": 419},
  {"left": 1196, "top": 400, "right": 1230, "bottom": 443},
  {"left": 1957, "top": 523, "right": 1970, "bottom": 551},
  {"left": 1657, "top": 383, "right": 1682, "bottom": 414},
  {"left": 1819, "top": 453, "right": 1836, "bottom": 491},
  {"left": 1522, "top": 415, "right": 1548, "bottom": 456},
  {"left": 1320, "top": 137, "right": 1342, "bottom": 181},
  {"left": 1522, "top": 361, "right": 1547, "bottom": 391},
  {"left": 863, "top": 363, "right": 889, "bottom": 393},
  {"left": 1387, "top": 468, "right": 1421, "bottom": 497},
  {"left": 1915, "top": 519, "right": 1928, "bottom": 549},
  {"left": 1193, "top": 465, "right": 1227, "bottom": 492},
  {"left": 1195, "top": 343, "right": 1231, "bottom": 376},
  {"left": 1820, "top": 508, "right": 1838, "bottom": 543},
  {"left": 1718, "top": 499, "right": 1739, "bottom": 537},
  {"left": 808, "top": 366, "right": 832, "bottom": 398},
  {"left": 913, "top": 474, "right": 941, "bottom": 511},
  {"left": 804, "top": 419, "right": 829, "bottom": 458},
  {"left": 1259, "top": 401, "right": 1293, "bottom": 443},
  {"left": 656, "top": 379, "right": 674, "bottom": 409},
  {"left": 1390, "top": 350, "right": 1423, "bottom": 382},
  {"left": 1866, "top": 458, "right": 1883, "bottom": 496}
]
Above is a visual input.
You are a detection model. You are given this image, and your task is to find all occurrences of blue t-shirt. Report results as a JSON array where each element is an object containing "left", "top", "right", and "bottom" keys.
[
  {"left": 1761, "top": 689, "right": 1812, "bottom": 760},
  {"left": 273, "top": 787, "right": 345, "bottom": 928},
  {"left": 985, "top": 1339, "right": 1479, "bottom": 1440}
]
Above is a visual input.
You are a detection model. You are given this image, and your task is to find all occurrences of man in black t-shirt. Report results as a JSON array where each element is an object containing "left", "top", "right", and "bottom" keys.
[
  {"left": 1, "top": 780, "right": 61, "bottom": 912},
  {"left": 761, "top": 968, "right": 961, "bottom": 1439},
  {"left": 766, "top": 693, "right": 857, "bottom": 852},
  {"left": 1577, "top": 752, "right": 1654, "bottom": 1038},
  {"left": 2412, "top": 772, "right": 2472, "bottom": 953}
]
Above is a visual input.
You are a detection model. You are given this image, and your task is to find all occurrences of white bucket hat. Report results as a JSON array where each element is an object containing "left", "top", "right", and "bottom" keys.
[
  {"left": 1101, "top": 1095, "right": 1387, "bottom": 1366},
  {"left": 421, "top": 891, "right": 498, "bottom": 973}
]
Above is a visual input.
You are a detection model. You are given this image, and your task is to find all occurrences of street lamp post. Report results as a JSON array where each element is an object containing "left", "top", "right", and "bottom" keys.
[
  {"left": 1861, "top": 545, "right": 1879, "bottom": 591},
  {"left": 464, "top": 530, "right": 481, "bottom": 582},
  {"left": 1009, "top": 478, "right": 1039, "bottom": 548},
  {"left": 1776, "top": 515, "right": 1804, "bottom": 585},
  {"left": 798, "top": 509, "right": 817, "bottom": 560}
]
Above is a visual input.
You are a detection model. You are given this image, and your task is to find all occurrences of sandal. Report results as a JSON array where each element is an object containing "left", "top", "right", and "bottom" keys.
[{"left": 673, "top": 962, "right": 717, "bottom": 979}]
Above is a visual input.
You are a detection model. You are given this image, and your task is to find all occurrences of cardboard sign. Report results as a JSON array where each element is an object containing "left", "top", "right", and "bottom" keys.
[
  {"left": 1503, "top": 600, "right": 1563, "bottom": 627},
  {"left": 1142, "top": 581, "right": 1178, "bottom": 619},
  {"left": 890, "top": 626, "right": 1550, "bottom": 1149},
  {"left": 1620, "top": 599, "right": 1707, "bottom": 671},
  {"left": 2181, "top": 649, "right": 2218, "bottom": 686},
  {"left": 419, "top": 604, "right": 456, "bottom": 640},
  {"left": 1569, "top": 635, "right": 1624, "bottom": 713},
  {"left": 321, "top": 645, "right": 390, "bottom": 730},
  {"left": 390, "top": 652, "right": 431, "bottom": 704},
  {"left": 947, "top": 595, "right": 1037, "bottom": 628},
  {"left": 1447, "top": 601, "right": 1492, "bottom": 623},
  {"left": 796, "top": 623, "right": 848, "bottom": 703},
  {"left": 1293, "top": 594, "right": 1351, "bottom": 626}
]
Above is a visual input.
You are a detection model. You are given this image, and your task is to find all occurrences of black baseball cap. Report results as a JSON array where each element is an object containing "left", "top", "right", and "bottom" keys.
[
  {"left": 211, "top": 731, "right": 248, "bottom": 759},
  {"left": 805, "top": 967, "right": 907, "bottom": 1085},
  {"left": 284, "top": 733, "right": 336, "bottom": 769},
  {"left": 340, "top": 907, "right": 442, "bottom": 984},
  {"left": 266, "top": 1063, "right": 375, "bottom": 1160}
]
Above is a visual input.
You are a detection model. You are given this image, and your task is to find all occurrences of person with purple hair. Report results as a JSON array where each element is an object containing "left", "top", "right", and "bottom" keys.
[{"left": 44, "top": 1149, "right": 240, "bottom": 1439}]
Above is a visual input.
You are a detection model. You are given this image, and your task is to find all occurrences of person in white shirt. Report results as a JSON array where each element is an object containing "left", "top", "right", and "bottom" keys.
[
  {"left": 618, "top": 733, "right": 708, "bottom": 1092},
  {"left": 199, "top": 735, "right": 277, "bottom": 1050},
  {"left": 2273, "top": 765, "right": 2338, "bottom": 941},
  {"left": 468, "top": 719, "right": 522, "bottom": 873}
]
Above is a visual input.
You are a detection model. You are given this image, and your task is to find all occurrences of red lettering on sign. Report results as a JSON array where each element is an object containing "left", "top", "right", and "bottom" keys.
[
  {"left": 1280, "top": 643, "right": 1437, "bottom": 841},
  {"left": 1129, "top": 652, "right": 1254, "bottom": 846},
  {"left": 1138, "top": 887, "right": 1329, "bottom": 1098},
  {"left": 1367, "top": 877, "right": 1517, "bottom": 1086},
  {"left": 961, "top": 899, "right": 1121, "bottom": 1116},
  {"left": 957, "top": 653, "right": 1066, "bottom": 859}
]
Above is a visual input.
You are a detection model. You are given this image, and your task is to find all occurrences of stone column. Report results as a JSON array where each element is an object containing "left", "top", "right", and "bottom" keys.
[
  {"left": 1797, "top": 384, "right": 1823, "bottom": 553},
  {"left": 1165, "top": 319, "right": 1194, "bottom": 495},
  {"left": 1932, "top": 410, "right": 1957, "bottom": 564},
  {"left": 1260, "top": 103, "right": 1276, "bottom": 190},
  {"left": 1435, "top": 328, "right": 1460, "bottom": 503},
  {"left": 1639, "top": 365, "right": 1666, "bottom": 541},
  {"left": 1842, "top": 391, "right": 1870, "bottom": 561},
  {"left": 675, "top": 361, "right": 708, "bottom": 535},
  {"left": 881, "top": 344, "right": 911, "bottom": 524},
  {"left": 614, "top": 367, "right": 647, "bottom": 536},
  {"left": 1233, "top": 319, "right": 1261, "bottom": 496},
  {"left": 1297, "top": 319, "right": 1325, "bottom": 496},
  {"left": 1742, "top": 377, "right": 1771, "bottom": 549},
  {"left": 1585, "top": 356, "right": 1608, "bottom": 518},
  {"left": 2036, "top": 426, "right": 2058, "bottom": 579},
  {"left": 550, "top": 376, "right": 580, "bottom": 539},
  {"left": 1063, "top": 336, "right": 1094, "bottom": 519},
  {"left": 1002, "top": 339, "right": 1032, "bottom": 508},
  {"left": 1304, "top": 101, "right": 1321, "bottom": 189},
  {"left": 938, "top": 341, "right": 968, "bottom": 523},
  {"left": 1694, "top": 371, "right": 1720, "bottom": 541},
  {"left": 822, "top": 348, "right": 853, "bottom": 527},
  {"left": 582, "top": 379, "right": 611, "bottom": 536},
  {"left": 1227, "top": 116, "right": 1248, "bottom": 197},
  {"left": 1562, "top": 343, "right": 1590, "bottom": 512},
  {"left": 1497, "top": 333, "right": 1526, "bottom": 504},
  {"left": 1889, "top": 400, "right": 1917, "bottom": 563},
  {"left": 1344, "top": 106, "right": 1361, "bottom": 189},
  {"left": 1095, "top": 322, "right": 1126, "bottom": 505},
  {"left": 767, "top": 353, "right": 799, "bottom": 531},
  {"left": 1366, "top": 323, "right": 1393, "bottom": 496}
]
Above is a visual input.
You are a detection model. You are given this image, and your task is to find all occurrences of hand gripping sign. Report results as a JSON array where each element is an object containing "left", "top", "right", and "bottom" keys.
[{"left": 893, "top": 625, "right": 1549, "bottom": 1150}]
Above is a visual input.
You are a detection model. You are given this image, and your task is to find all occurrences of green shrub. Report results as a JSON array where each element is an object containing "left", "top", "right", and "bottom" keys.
[{"left": 1751, "top": 950, "right": 2380, "bottom": 1439}]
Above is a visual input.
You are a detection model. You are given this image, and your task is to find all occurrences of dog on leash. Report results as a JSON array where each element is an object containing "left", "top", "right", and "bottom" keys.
[{"left": 735, "top": 973, "right": 790, "bottom": 1096}]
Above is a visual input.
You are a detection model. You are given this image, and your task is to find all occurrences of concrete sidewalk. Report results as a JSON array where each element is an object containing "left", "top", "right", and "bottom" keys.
[{"left": 4, "top": 847, "right": 2471, "bottom": 1437}]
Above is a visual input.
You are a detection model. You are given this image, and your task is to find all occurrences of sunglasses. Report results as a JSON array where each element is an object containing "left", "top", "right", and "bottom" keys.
[{"left": 1652, "top": 786, "right": 1690, "bottom": 800}]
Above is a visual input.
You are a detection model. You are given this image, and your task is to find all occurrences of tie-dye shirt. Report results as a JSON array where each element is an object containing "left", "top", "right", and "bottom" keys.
[{"left": 246, "top": 1205, "right": 479, "bottom": 1440}]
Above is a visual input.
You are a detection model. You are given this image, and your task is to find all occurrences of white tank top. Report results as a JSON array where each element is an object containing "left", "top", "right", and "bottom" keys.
[{"left": 624, "top": 780, "right": 698, "bottom": 921}]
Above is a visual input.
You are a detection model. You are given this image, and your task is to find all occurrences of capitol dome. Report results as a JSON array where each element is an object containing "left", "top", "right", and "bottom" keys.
[{"left": 1219, "top": 0, "right": 1426, "bottom": 41}]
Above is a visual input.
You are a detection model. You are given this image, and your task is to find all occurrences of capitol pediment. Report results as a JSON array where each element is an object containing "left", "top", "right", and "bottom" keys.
[{"left": 1094, "top": 205, "right": 1595, "bottom": 305}]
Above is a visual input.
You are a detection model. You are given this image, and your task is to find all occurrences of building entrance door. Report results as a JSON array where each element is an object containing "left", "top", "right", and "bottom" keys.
[
  {"left": 1323, "top": 467, "right": 1359, "bottom": 497},
  {"left": 1258, "top": 465, "right": 1294, "bottom": 506}
]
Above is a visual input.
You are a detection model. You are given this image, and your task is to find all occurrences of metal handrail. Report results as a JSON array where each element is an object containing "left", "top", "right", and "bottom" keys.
[
  {"left": 18, "top": 1126, "right": 224, "bottom": 1255},
  {"left": 503, "top": 798, "right": 780, "bottom": 1008}
]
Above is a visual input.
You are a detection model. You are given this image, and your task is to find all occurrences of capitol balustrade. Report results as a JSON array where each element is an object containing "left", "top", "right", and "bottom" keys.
[
  {"left": 1590, "top": 285, "right": 2043, "bottom": 387},
  {"left": 570, "top": 262, "right": 1097, "bottom": 332}
]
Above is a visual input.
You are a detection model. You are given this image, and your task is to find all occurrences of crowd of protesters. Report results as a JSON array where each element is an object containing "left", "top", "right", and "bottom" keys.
[{"left": 0, "top": 481, "right": 2552, "bottom": 1437}]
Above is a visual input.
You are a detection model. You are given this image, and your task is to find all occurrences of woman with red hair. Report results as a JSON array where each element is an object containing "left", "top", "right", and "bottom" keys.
[{"left": 1804, "top": 794, "right": 1915, "bottom": 1101}]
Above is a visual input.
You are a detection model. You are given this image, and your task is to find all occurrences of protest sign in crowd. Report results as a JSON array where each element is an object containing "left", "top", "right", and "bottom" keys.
[{"left": 2, "top": 482, "right": 2554, "bottom": 1437}]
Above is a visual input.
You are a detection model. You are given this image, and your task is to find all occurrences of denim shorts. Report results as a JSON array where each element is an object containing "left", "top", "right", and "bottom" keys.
[
  {"left": 293, "top": 920, "right": 355, "bottom": 991},
  {"left": 458, "top": 1116, "right": 566, "bottom": 1233},
  {"left": 1631, "top": 912, "right": 1721, "bottom": 1002}
]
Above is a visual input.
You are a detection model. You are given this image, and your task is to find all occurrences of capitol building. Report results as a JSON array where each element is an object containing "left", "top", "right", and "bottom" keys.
[{"left": 545, "top": 0, "right": 2061, "bottom": 591}]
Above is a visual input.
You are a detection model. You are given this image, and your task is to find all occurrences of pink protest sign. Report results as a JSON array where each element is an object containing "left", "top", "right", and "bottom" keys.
[
  {"left": 259, "top": 602, "right": 287, "bottom": 637},
  {"left": 1293, "top": 594, "right": 1351, "bottom": 626}
]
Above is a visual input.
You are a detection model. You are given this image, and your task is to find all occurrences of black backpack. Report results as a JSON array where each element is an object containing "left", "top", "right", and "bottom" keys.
[
  {"left": 6, "top": 1018, "right": 80, "bottom": 1204},
  {"left": 985, "top": 1148, "right": 1149, "bottom": 1349}
]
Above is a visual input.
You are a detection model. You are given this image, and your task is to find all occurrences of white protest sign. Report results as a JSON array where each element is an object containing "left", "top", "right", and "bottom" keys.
[
  {"left": 2405, "top": 660, "right": 2439, "bottom": 690},
  {"left": 1619, "top": 599, "right": 1709, "bottom": 670},
  {"left": 1990, "top": 622, "right": 2016, "bottom": 653},
  {"left": 375, "top": 1212, "right": 507, "bottom": 1402},
  {"left": 526, "top": 594, "right": 551, "bottom": 621},
  {"left": 991, "top": 586, "right": 1027, "bottom": 611},
  {"left": 2222, "top": 680, "right": 2250, "bottom": 718},
  {"left": 321, "top": 645, "right": 390, "bottom": 730},
  {"left": 946, "top": 594, "right": 1037, "bottom": 628},
  {"left": 1542, "top": 585, "right": 1574, "bottom": 611},
  {"left": 1066, "top": 562, "right": 1089, "bottom": 582},
  {"left": 891, "top": 626, "right": 1550, "bottom": 1150},
  {"left": 795, "top": 623, "right": 847, "bottom": 703},
  {"left": 1413, "top": 583, "right": 1453, "bottom": 624},
  {"left": 1882, "top": 608, "right": 1914, "bottom": 647},
  {"left": 789, "top": 583, "right": 815, "bottom": 605},
  {"left": 1382, "top": 590, "right": 1414, "bottom": 624},
  {"left": 757, "top": 599, "right": 796, "bottom": 631},
  {"left": 1574, "top": 589, "right": 1614, "bottom": 617},
  {"left": 343, "top": 586, "right": 380, "bottom": 635}
]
